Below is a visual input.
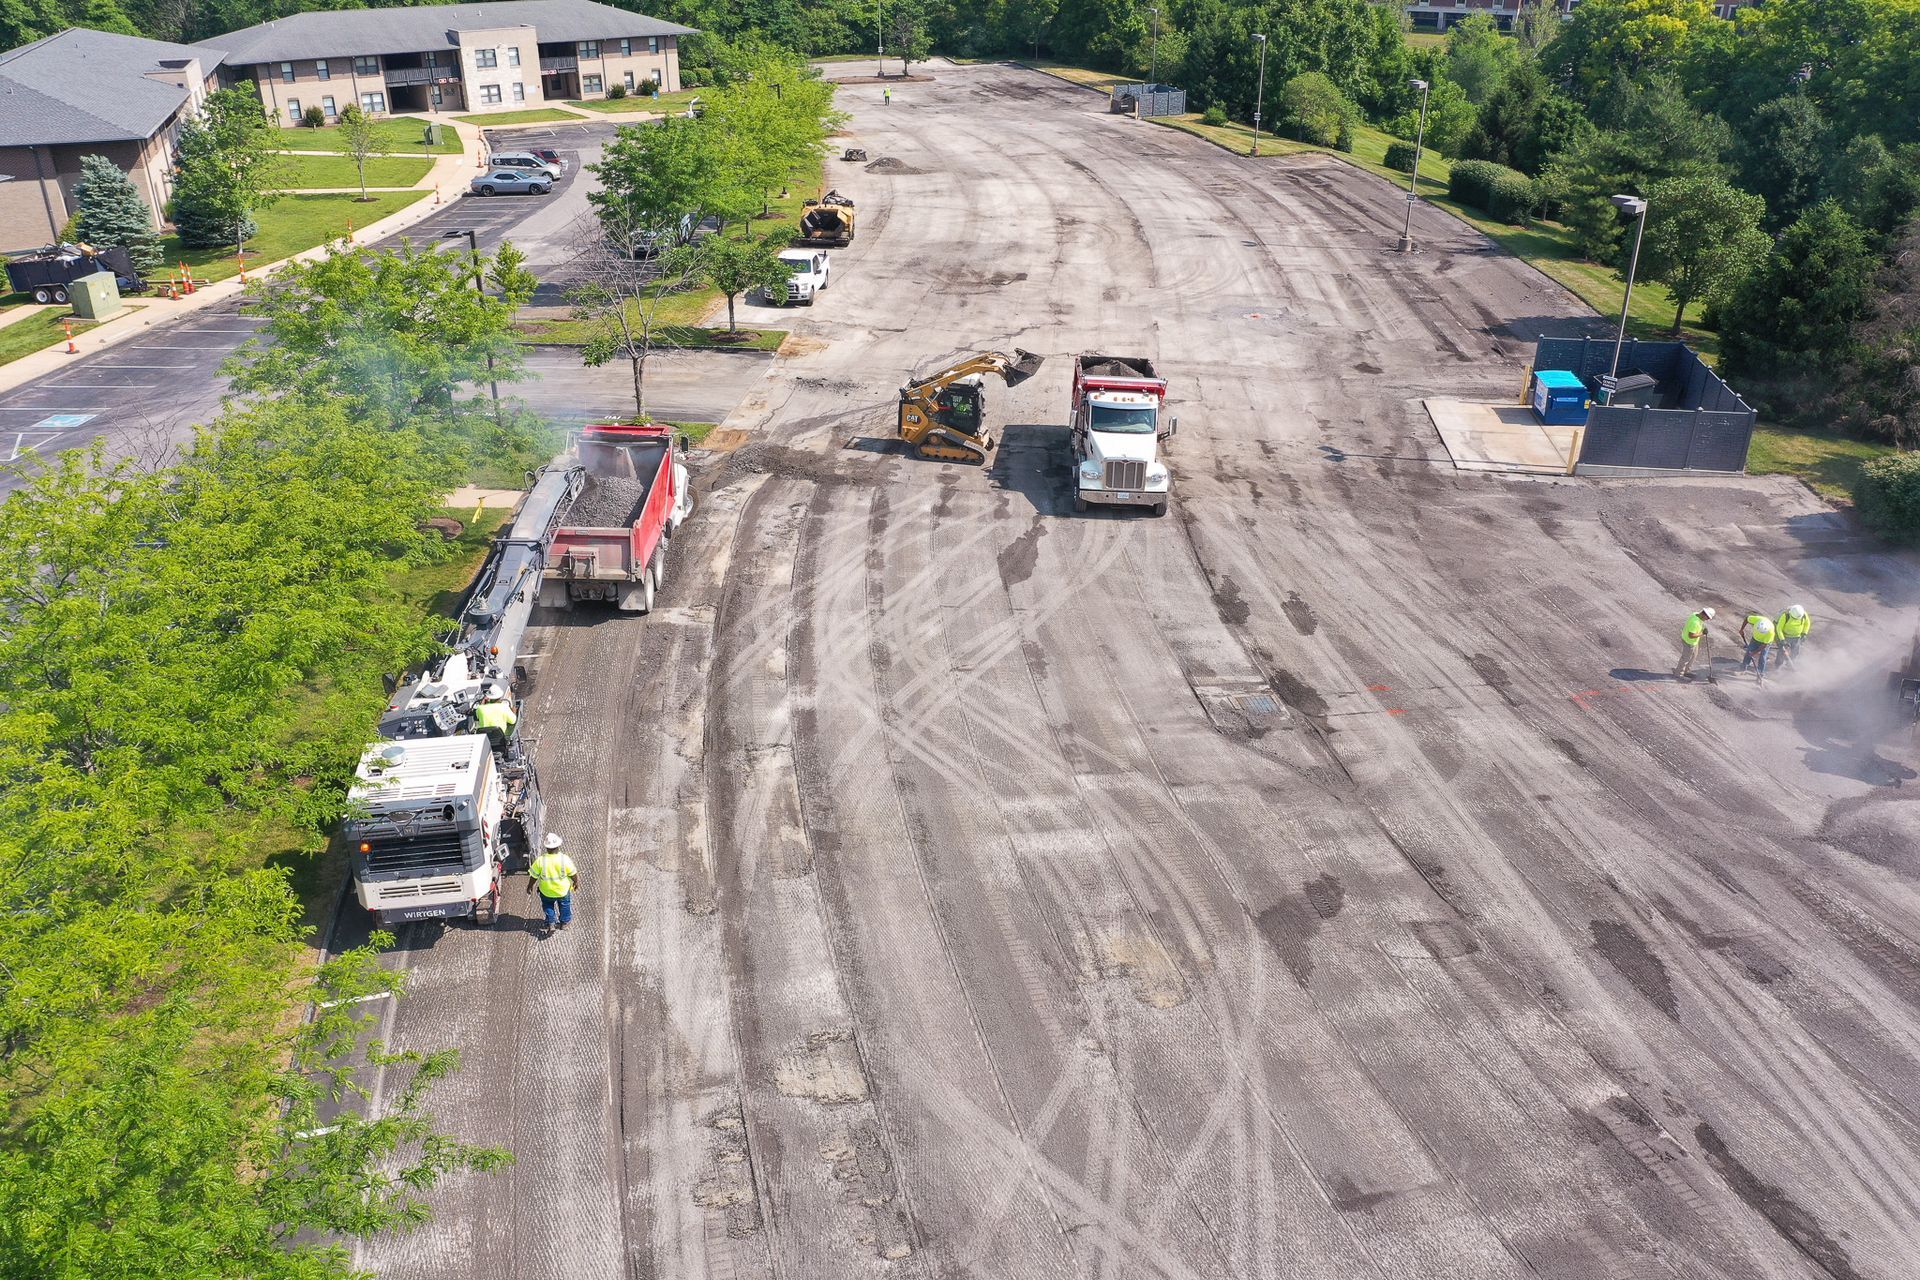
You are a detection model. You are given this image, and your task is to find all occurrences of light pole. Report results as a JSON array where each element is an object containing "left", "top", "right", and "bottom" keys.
[
  {"left": 1250, "top": 33, "right": 1268, "bottom": 158},
  {"left": 1148, "top": 7, "right": 1161, "bottom": 86},
  {"left": 1601, "top": 194, "right": 1648, "bottom": 405},
  {"left": 444, "top": 227, "right": 502, "bottom": 423},
  {"left": 877, "top": 0, "right": 885, "bottom": 79},
  {"left": 1397, "top": 78, "right": 1430, "bottom": 253}
]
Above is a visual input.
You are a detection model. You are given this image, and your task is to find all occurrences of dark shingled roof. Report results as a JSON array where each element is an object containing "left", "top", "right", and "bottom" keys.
[
  {"left": 0, "top": 28, "right": 224, "bottom": 146},
  {"left": 203, "top": 0, "right": 695, "bottom": 66}
]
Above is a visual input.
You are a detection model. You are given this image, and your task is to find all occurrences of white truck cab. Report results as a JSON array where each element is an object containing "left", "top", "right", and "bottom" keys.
[
  {"left": 776, "top": 248, "right": 831, "bottom": 305},
  {"left": 1070, "top": 355, "right": 1176, "bottom": 515},
  {"left": 345, "top": 735, "right": 541, "bottom": 927}
]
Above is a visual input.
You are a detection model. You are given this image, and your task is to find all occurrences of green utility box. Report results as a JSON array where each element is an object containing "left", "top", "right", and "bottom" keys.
[
  {"left": 68, "top": 271, "right": 123, "bottom": 320},
  {"left": 423, "top": 122, "right": 443, "bottom": 147}
]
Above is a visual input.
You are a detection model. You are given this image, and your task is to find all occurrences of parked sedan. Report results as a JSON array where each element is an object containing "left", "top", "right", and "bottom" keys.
[{"left": 469, "top": 169, "right": 552, "bottom": 196}]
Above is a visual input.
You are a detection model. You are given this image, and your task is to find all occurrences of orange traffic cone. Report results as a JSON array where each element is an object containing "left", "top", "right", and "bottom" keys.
[
  {"left": 237, "top": 255, "right": 247, "bottom": 284},
  {"left": 181, "top": 261, "right": 194, "bottom": 294},
  {"left": 63, "top": 320, "right": 76, "bottom": 354}
]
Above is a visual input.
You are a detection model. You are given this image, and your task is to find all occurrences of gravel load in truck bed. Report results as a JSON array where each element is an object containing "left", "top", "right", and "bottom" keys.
[
  {"left": 1080, "top": 357, "right": 1154, "bottom": 377},
  {"left": 561, "top": 472, "right": 649, "bottom": 527}
]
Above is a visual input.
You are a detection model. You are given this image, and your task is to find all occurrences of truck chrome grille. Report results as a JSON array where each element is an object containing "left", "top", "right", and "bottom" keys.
[
  {"left": 378, "top": 879, "right": 463, "bottom": 900},
  {"left": 1104, "top": 459, "right": 1146, "bottom": 490}
]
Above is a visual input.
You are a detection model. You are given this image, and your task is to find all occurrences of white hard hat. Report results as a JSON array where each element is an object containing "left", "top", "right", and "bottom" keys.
[
  {"left": 1701, "top": 607, "right": 1716, "bottom": 620},
  {"left": 1787, "top": 604, "right": 1806, "bottom": 619},
  {"left": 486, "top": 684, "right": 507, "bottom": 699},
  {"left": 543, "top": 832, "right": 564, "bottom": 850}
]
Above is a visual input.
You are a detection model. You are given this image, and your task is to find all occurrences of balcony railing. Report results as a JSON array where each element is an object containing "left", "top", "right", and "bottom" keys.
[
  {"left": 539, "top": 55, "right": 578, "bottom": 72},
  {"left": 385, "top": 65, "right": 460, "bottom": 85}
]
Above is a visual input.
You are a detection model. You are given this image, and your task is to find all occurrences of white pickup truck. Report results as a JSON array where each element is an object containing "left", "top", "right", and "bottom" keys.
[
  {"left": 1069, "top": 354, "right": 1176, "bottom": 516},
  {"left": 776, "top": 248, "right": 831, "bottom": 305}
]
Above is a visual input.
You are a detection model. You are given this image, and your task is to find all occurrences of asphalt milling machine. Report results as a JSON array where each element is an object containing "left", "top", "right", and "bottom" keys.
[{"left": 897, "top": 349, "right": 1045, "bottom": 463}]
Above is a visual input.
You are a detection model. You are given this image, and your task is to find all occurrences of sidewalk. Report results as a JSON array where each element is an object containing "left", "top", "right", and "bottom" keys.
[{"left": 0, "top": 117, "right": 490, "bottom": 394}]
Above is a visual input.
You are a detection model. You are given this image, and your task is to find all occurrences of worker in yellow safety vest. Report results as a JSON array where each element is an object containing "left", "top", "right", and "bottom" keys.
[
  {"left": 1774, "top": 604, "right": 1812, "bottom": 668},
  {"left": 473, "top": 684, "right": 517, "bottom": 750},
  {"left": 526, "top": 832, "right": 578, "bottom": 934},
  {"left": 1674, "top": 606, "right": 1716, "bottom": 682},
  {"left": 1739, "top": 612, "right": 1777, "bottom": 684}
]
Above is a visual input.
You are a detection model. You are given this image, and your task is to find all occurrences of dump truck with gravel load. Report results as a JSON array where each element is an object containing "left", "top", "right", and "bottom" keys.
[
  {"left": 538, "top": 423, "right": 692, "bottom": 612},
  {"left": 1069, "top": 354, "right": 1175, "bottom": 516}
]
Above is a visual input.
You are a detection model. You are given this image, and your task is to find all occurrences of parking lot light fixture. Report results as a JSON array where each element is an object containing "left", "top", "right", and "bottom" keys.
[
  {"left": 1398, "top": 78, "right": 1430, "bottom": 253},
  {"left": 444, "top": 227, "right": 503, "bottom": 421},
  {"left": 1148, "top": 7, "right": 1161, "bottom": 86},
  {"left": 1251, "top": 33, "right": 1268, "bottom": 158},
  {"left": 1602, "top": 194, "right": 1650, "bottom": 405}
]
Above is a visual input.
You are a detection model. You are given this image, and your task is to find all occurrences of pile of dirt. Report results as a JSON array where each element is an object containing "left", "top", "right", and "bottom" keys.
[
  {"left": 864, "top": 156, "right": 928, "bottom": 175},
  {"left": 1079, "top": 357, "right": 1152, "bottom": 377},
  {"left": 564, "top": 472, "right": 648, "bottom": 526}
]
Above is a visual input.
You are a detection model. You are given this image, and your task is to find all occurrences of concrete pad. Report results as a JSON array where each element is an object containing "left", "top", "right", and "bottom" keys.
[{"left": 1425, "top": 399, "right": 1577, "bottom": 475}]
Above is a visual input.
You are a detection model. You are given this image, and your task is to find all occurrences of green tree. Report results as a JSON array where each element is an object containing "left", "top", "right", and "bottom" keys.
[
  {"left": 692, "top": 232, "right": 790, "bottom": 331},
  {"left": 1443, "top": 13, "right": 1517, "bottom": 106},
  {"left": 1278, "top": 71, "right": 1359, "bottom": 150},
  {"left": 708, "top": 53, "right": 840, "bottom": 219},
  {"left": 589, "top": 114, "right": 727, "bottom": 248},
  {"left": 1546, "top": 0, "right": 1724, "bottom": 98},
  {"left": 1547, "top": 74, "right": 1730, "bottom": 259},
  {"left": 1464, "top": 62, "right": 1593, "bottom": 175},
  {"left": 168, "top": 83, "right": 283, "bottom": 255},
  {"left": 1823, "top": 135, "right": 1920, "bottom": 242},
  {"left": 1513, "top": 0, "right": 1558, "bottom": 53},
  {"left": 335, "top": 104, "right": 391, "bottom": 202},
  {"left": 1719, "top": 201, "right": 1875, "bottom": 383},
  {"left": 1732, "top": 93, "right": 1829, "bottom": 230},
  {"left": 71, "top": 154, "right": 161, "bottom": 271},
  {"left": 1636, "top": 174, "right": 1768, "bottom": 334},
  {"left": 228, "top": 241, "right": 535, "bottom": 430},
  {"left": 1830, "top": 220, "right": 1920, "bottom": 447}
]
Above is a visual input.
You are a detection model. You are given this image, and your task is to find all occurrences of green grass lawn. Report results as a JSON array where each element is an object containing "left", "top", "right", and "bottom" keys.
[
  {"left": 1018, "top": 59, "right": 1140, "bottom": 93},
  {"left": 1746, "top": 427, "right": 1894, "bottom": 502},
  {"left": 518, "top": 317, "right": 787, "bottom": 350},
  {"left": 161, "top": 190, "right": 430, "bottom": 285},
  {"left": 391, "top": 507, "right": 512, "bottom": 615},
  {"left": 456, "top": 106, "right": 581, "bottom": 125},
  {"left": 277, "top": 152, "right": 433, "bottom": 190},
  {"left": 275, "top": 116, "right": 463, "bottom": 153},
  {"left": 0, "top": 307, "right": 103, "bottom": 368},
  {"left": 567, "top": 88, "right": 702, "bottom": 113},
  {"left": 1406, "top": 31, "right": 1447, "bottom": 48}
]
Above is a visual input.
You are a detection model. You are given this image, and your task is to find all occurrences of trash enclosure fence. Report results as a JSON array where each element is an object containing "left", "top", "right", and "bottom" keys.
[
  {"left": 1109, "top": 84, "right": 1187, "bottom": 116},
  {"left": 1534, "top": 337, "right": 1757, "bottom": 476}
]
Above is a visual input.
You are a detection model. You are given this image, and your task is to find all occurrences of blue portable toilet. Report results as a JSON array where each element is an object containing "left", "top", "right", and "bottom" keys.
[{"left": 1530, "top": 369, "right": 1589, "bottom": 425}]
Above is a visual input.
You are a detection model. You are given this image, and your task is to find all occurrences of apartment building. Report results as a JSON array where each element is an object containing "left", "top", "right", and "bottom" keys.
[
  {"left": 202, "top": 0, "right": 694, "bottom": 121},
  {"left": 0, "top": 28, "right": 223, "bottom": 250},
  {"left": 1406, "top": 0, "right": 1751, "bottom": 31}
]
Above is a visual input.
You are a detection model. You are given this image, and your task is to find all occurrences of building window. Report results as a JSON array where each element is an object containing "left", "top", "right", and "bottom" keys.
[
  {"left": 507, "top": 46, "right": 521, "bottom": 66},
  {"left": 360, "top": 90, "right": 385, "bottom": 113},
  {"left": 649, "top": 36, "right": 659, "bottom": 53},
  {"left": 475, "top": 48, "right": 497, "bottom": 68},
  {"left": 431, "top": 87, "right": 443, "bottom": 105},
  {"left": 619, "top": 38, "right": 631, "bottom": 55},
  {"left": 580, "top": 40, "right": 600, "bottom": 58},
  {"left": 480, "top": 84, "right": 502, "bottom": 104},
  {"left": 512, "top": 82, "right": 526, "bottom": 101},
  {"left": 353, "top": 55, "right": 379, "bottom": 77},
  {"left": 316, "top": 58, "right": 330, "bottom": 80},
  {"left": 279, "top": 61, "right": 294, "bottom": 82},
  {"left": 287, "top": 97, "right": 301, "bottom": 121},
  {"left": 322, "top": 95, "right": 336, "bottom": 117},
  {"left": 624, "top": 71, "right": 635, "bottom": 90},
  {"left": 582, "top": 74, "right": 602, "bottom": 93}
]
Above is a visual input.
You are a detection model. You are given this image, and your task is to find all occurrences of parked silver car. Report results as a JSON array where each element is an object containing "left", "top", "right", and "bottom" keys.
[{"left": 470, "top": 169, "right": 552, "bottom": 196}]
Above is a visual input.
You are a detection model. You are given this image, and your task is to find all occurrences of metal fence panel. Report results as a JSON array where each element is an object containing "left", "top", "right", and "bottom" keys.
[
  {"left": 1537, "top": 337, "right": 1755, "bottom": 474},
  {"left": 1109, "top": 84, "right": 1186, "bottom": 117}
]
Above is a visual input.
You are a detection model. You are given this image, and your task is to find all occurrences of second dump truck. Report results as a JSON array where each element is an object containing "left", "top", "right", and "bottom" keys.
[
  {"left": 1069, "top": 354, "right": 1176, "bottom": 515},
  {"left": 539, "top": 423, "right": 693, "bottom": 612}
]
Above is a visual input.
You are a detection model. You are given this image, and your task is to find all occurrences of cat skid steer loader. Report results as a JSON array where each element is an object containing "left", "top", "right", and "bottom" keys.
[{"left": 896, "top": 349, "right": 1045, "bottom": 463}]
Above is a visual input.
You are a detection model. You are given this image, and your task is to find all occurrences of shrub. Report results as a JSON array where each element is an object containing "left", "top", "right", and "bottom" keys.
[
  {"left": 1384, "top": 140, "right": 1421, "bottom": 173},
  {"left": 607, "top": 83, "right": 627, "bottom": 100},
  {"left": 1201, "top": 103, "right": 1228, "bottom": 127},
  {"left": 301, "top": 104, "right": 325, "bottom": 128},
  {"left": 1278, "top": 72, "right": 1359, "bottom": 149},
  {"left": 639, "top": 79, "right": 659, "bottom": 97},
  {"left": 1853, "top": 452, "right": 1920, "bottom": 543},
  {"left": 1449, "top": 158, "right": 1536, "bottom": 223},
  {"left": 681, "top": 67, "right": 707, "bottom": 87}
]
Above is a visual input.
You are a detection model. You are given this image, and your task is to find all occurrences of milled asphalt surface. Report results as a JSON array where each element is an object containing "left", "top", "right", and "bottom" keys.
[
  {"left": 0, "top": 120, "right": 764, "bottom": 492},
  {"left": 348, "top": 63, "right": 1920, "bottom": 1279}
]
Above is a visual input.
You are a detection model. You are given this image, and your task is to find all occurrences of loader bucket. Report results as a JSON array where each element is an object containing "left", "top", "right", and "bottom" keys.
[{"left": 1004, "top": 349, "right": 1045, "bottom": 387}]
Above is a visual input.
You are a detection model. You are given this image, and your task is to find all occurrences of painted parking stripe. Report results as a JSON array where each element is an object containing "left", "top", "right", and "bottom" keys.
[
  {"left": 35, "top": 383, "right": 159, "bottom": 389},
  {"left": 66, "top": 363, "right": 193, "bottom": 370},
  {"left": 0, "top": 406, "right": 110, "bottom": 411}
]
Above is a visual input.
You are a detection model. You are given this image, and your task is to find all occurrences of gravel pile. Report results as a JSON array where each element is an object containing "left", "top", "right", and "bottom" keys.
[
  {"left": 864, "top": 156, "right": 928, "bottom": 175},
  {"left": 1079, "top": 357, "right": 1152, "bottom": 377},
  {"left": 564, "top": 473, "right": 649, "bottom": 527}
]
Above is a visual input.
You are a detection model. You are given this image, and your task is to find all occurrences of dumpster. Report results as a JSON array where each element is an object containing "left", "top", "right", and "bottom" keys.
[{"left": 1531, "top": 369, "right": 1589, "bottom": 426}]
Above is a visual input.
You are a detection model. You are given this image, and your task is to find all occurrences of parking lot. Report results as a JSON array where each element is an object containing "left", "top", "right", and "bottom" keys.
[{"left": 351, "top": 62, "right": 1920, "bottom": 1280}]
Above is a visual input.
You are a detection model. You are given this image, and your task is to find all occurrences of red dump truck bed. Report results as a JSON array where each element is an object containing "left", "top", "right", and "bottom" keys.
[{"left": 539, "top": 423, "right": 689, "bottom": 613}]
